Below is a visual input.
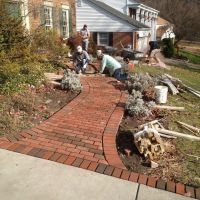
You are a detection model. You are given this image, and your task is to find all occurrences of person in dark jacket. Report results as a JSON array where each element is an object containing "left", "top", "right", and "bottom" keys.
[
  {"left": 73, "top": 46, "right": 90, "bottom": 74},
  {"left": 148, "top": 41, "right": 160, "bottom": 64}
]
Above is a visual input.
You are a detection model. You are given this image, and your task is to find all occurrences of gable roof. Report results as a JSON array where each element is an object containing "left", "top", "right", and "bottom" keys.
[{"left": 87, "top": 0, "right": 149, "bottom": 29}]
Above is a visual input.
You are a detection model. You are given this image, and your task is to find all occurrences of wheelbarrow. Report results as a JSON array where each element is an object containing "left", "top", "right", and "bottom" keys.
[{"left": 121, "top": 48, "right": 144, "bottom": 60}]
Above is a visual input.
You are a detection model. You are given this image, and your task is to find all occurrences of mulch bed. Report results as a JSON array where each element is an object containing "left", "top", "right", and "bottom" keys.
[
  {"left": 116, "top": 115, "right": 195, "bottom": 186},
  {"left": 0, "top": 84, "right": 77, "bottom": 138}
]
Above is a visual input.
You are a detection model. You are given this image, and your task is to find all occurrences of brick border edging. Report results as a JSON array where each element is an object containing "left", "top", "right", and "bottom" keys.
[
  {"left": 3, "top": 78, "right": 91, "bottom": 143},
  {"left": 0, "top": 145, "right": 199, "bottom": 199},
  {"left": 103, "top": 92, "right": 128, "bottom": 169},
  {"left": 0, "top": 77, "right": 199, "bottom": 199}
]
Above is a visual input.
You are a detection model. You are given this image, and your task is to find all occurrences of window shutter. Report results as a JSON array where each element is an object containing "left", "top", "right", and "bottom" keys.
[
  {"left": 109, "top": 32, "right": 113, "bottom": 46},
  {"left": 40, "top": 5, "right": 45, "bottom": 27},
  {"left": 52, "top": 7, "right": 57, "bottom": 30},
  {"left": 68, "top": 9, "right": 73, "bottom": 36},
  {"left": 59, "top": 8, "right": 63, "bottom": 36},
  {"left": 93, "top": 32, "right": 97, "bottom": 44},
  {"left": 6, "top": 2, "right": 21, "bottom": 19}
]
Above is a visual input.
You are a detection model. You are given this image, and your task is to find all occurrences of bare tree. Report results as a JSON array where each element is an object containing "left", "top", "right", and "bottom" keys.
[{"left": 141, "top": 0, "right": 200, "bottom": 42}]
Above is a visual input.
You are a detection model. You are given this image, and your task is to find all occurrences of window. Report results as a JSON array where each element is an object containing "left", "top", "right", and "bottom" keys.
[
  {"left": 98, "top": 33, "right": 109, "bottom": 46},
  {"left": 6, "top": 2, "right": 21, "bottom": 19},
  {"left": 129, "top": 8, "right": 136, "bottom": 19},
  {"left": 62, "top": 9, "right": 69, "bottom": 38},
  {"left": 44, "top": 6, "right": 53, "bottom": 30}
]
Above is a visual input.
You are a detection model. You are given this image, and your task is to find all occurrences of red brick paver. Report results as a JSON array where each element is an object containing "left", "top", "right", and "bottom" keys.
[
  {"left": 0, "top": 77, "right": 126, "bottom": 168},
  {"left": 0, "top": 76, "right": 198, "bottom": 199}
]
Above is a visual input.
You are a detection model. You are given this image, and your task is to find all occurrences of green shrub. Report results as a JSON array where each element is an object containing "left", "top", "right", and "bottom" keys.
[
  {"left": 31, "top": 28, "right": 70, "bottom": 59},
  {"left": 0, "top": 62, "right": 46, "bottom": 95},
  {"left": 0, "top": 0, "right": 71, "bottom": 95},
  {"left": 162, "top": 38, "right": 175, "bottom": 58},
  {"left": 0, "top": 0, "right": 30, "bottom": 61}
]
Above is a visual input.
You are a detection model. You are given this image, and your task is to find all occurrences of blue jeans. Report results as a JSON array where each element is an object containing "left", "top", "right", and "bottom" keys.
[
  {"left": 113, "top": 68, "right": 128, "bottom": 81},
  {"left": 75, "top": 59, "right": 88, "bottom": 74},
  {"left": 82, "top": 40, "right": 89, "bottom": 51}
]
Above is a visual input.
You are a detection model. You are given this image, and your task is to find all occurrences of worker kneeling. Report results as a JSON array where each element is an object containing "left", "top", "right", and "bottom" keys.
[
  {"left": 73, "top": 46, "right": 90, "bottom": 74},
  {"left": 97, "top": 50, "right": 128, "bottom": 81}
]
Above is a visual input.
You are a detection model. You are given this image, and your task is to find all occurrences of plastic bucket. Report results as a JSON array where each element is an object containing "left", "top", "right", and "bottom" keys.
[
  {"left": 154, "top": 86, "right": 168, "bottom": 104},
  {"left": 128, "top": 63, "right": 135, "bottom": 71}
]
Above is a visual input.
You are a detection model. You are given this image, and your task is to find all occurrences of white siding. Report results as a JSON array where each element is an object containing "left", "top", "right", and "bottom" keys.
[
  {"left": 76, "top": 0, "right": 138, "bottom": 32},
  {"left": 98, "top": 0, "right": 128, "bottom": 14}
]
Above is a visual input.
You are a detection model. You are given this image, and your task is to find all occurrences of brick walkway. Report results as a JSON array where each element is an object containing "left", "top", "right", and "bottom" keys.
[
  {"left": 0, "top": 76, "right": 127, "bottom": 168},
  {"left": 0, "top": 76, "right": 199, "bottom": 199}
]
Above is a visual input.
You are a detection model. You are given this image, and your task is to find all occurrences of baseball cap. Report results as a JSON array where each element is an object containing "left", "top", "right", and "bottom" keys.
[
  {"left": 97, "top": 50, "right": 102, "bottom": 57},
  {"left": 77, "top": 45, "right": 82, "bottom": 53}
]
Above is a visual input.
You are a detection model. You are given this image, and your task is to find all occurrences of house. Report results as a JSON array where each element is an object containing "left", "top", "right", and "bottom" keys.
[
  {"left": 76, "top": 0, "right": 159, "bottom": 53},
  {"left": 5, "top": 0, "right": 76, "bottom": 38},
  {"left": 156, "top": 17, "right": 175, "bottom": 41}
]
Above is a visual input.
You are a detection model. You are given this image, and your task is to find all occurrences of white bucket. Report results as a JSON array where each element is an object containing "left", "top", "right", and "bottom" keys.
[{"left": 155, "top": 86, "right": 168, "bottom": 104}]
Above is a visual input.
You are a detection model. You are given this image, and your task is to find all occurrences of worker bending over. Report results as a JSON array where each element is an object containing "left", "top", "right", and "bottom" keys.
[{"left": 97, "top": 50, "right": 128, "bottom": 81}]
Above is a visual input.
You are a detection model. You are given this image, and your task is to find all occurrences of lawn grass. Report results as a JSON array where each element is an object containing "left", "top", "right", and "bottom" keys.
[
  {"left": 179, "top": 51, "right": 200, "bottom": 65},
  {"left": 134, "top": 65, "right": 200, "bottom": 90},
  {"left": 134, "top": 64, "right": 200, "bottom": 187},
  {"left": 167, "top": 93, "right": 200, "bottom": 187}
]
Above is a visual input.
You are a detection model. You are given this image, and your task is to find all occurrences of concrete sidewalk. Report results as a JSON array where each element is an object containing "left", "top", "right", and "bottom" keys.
[{"left": 0, "top": 149, "right": 194, "bottom": 200}]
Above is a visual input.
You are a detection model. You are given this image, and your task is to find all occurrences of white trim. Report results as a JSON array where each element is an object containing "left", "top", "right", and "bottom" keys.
[
  {"left": 44, "top": 1, "right": 53, "bottom": 7},
  {"left": 7, "top": 0, "right": 30, "bottom": 30},
  {"left": 44, "top": 6, "right": 53, "bottom": 30},
  {"left": 21, "top": 0, "right": 30, "bottom": 30},
  {"left": 61, "top": 9, "right": 70, "bottom": 39},
  {"left": 62, "top": 5, "right": 70, "bottom": 10},
  {"left": 128, "top": 3, "right": 159, "bottom": 14}
]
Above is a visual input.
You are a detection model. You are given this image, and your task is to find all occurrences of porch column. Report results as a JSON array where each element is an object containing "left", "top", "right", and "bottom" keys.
[
  {"left": 154, "top": 14, "right": 158, "bottom": 40},
  {"left": 144, "top": 11, "right": 148, "bottom": 25},
  {"left": 136, "top": 8, "right": 141, "bottom": 21},
  {"left": 151, "top": 13, "right": 156, "bottom": 40},
  {"left": 140, "top": 9, "right": 145, "bottom": 24},
  {"left": 147, "top": 12, "right": 152, "bottom": 27}
]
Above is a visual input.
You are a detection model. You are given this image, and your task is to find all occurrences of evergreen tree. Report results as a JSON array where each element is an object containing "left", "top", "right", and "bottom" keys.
[{"left": 0, "top": 0, "right": 30, "bottom": 58}]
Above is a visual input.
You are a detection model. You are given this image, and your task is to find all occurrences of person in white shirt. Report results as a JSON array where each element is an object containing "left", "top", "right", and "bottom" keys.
[{"left": 79, "top": 24, "right": 90, "bottom": 52}]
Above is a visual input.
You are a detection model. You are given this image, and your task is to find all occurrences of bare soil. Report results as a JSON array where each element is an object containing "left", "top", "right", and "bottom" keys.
[
  {"left": 117, "top": 115, "right": 193, "bottom": 186},
  {"left": 0, "top": 84, "right": 77, "bottom": 138}
]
